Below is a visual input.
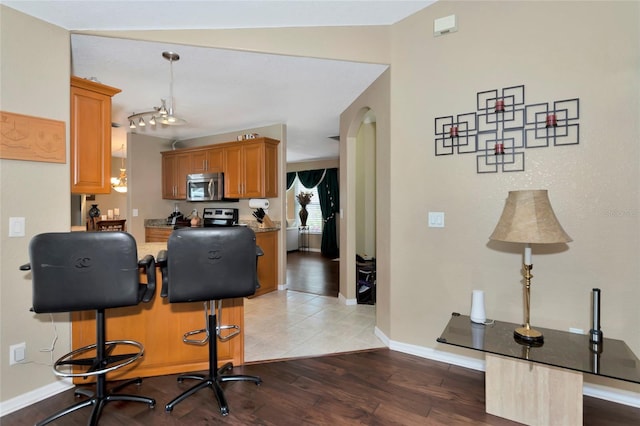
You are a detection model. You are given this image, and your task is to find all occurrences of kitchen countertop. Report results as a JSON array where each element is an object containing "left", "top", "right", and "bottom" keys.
[{"left": 144, "top": 218, "right": 280, "bottom": 233}]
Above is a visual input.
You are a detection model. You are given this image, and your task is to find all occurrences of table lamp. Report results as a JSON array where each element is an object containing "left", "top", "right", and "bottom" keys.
[{"left": 489, "top": 190, "right": 572, "bottom": 343}]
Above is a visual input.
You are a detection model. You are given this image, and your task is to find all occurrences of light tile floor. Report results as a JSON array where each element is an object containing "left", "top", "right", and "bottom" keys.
[{"left": 244, "top": 290, "right": 385, "bottom": 362}]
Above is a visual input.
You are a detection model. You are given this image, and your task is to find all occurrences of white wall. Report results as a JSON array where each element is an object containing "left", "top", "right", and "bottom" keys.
[
  {"left": 390, "top": 0, "right": 639, "bottom": 349},
  {"left": 127, "top": 133, "right": 174, "bottom": 241},
  {"left": 387, "top": 1, "right": 639, "bottom": 395},
  {"left": 356, "top": 121, "right": 376, "bottom": 257},
  {"left": 341, "top": 69, "right": 391, "bottom": 328},
  {"left": 0, "top": 6, "right": 71, "bottom": 402}
]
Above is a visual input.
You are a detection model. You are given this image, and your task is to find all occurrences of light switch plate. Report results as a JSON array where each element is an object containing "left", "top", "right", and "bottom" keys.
[
  {"left": 9, "top": 217, "right": 25, "bottom": 237},
  {"left": 428, "top": 212, "right": 445, "bottom": 228}
]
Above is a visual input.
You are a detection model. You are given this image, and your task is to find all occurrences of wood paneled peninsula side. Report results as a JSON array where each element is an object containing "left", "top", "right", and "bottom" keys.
[
  {"left": 144, "top": 220, "right": 280, "bottom": 297},
  {"left": 71, "top": 241, "right": 245, "bottom": 382}
]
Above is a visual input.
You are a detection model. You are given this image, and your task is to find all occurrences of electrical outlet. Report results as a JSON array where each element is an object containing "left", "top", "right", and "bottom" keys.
[{"left": 9, "top": 342, "right": 26, "bottom": 365}]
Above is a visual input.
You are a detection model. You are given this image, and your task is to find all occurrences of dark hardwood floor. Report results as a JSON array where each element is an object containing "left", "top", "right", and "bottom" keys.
[
  {"left": 286, "top": 250, "right": 339, "bottom": 297},
  {"left": 4, "top": 348, "right": 639, "bottom": 425}
]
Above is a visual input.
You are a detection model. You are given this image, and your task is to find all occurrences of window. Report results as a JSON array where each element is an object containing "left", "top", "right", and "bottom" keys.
[{"left": 290, "top": 177, "right": 322, "bottom": 233}]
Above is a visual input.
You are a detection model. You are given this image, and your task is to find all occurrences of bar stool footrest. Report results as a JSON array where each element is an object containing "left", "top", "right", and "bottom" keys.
[{"left": 53, "top": 340, "right": 144, "bottom": 378}]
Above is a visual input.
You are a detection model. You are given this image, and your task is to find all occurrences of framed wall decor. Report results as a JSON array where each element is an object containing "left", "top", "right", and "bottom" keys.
[{"left": 434, "top": 85, "right": 580, "bottom": 173}]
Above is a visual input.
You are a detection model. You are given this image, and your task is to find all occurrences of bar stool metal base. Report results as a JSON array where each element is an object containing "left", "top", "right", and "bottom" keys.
[
  {"left": 36, "top": 311, "right": 155, "bottom": 426},
  {"left": 165, "top": 313, "right": 261, "bottom": 416}
]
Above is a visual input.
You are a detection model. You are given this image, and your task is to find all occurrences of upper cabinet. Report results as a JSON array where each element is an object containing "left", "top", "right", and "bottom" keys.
[
  {"left": 224, "top": 138, "right": 279, "bottom": 199},
  {"left": 70, "top": 76, "right": 121, "bottom": 194},
  {"left": 190, "top": 146, "right": 224, "bottom": 174},
  {"left": 161, "top": 137, "right": 279, "bottom": 200},
  {"left": 162, "top": 151, "right": 191, "bottom": 199}
]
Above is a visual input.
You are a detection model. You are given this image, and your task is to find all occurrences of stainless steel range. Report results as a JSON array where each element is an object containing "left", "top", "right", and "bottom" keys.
[{"left": 202, "top": 208, "right": 239, "bottom": 227}]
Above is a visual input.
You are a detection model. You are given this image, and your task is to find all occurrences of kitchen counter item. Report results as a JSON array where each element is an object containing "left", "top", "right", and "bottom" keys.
[
  {"left": 203, "top": 207, "right": 238, "bottom": 227},
  {"left": 252, "top": 208, "right": 265, "bottom": 223},
  {"left": 189, "top": 209, "right": 202, "bottom": 227}
]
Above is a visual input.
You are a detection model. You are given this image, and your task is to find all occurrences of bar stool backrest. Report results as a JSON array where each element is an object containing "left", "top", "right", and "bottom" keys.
[
  {"left": 28, "top": 232, "right": 141, "bottom": 313},
  {"left": 166, "top": 227, "right": 258, "bottom": 303}
]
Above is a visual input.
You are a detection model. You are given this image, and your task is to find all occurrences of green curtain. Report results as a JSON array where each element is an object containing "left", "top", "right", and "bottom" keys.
[
  {"left": 297, "top": 169, "right": 325, "bottom": 188},
  {"left": 286, "top": 172, "right": 297, "bottom": 190},
  {"left": 318, "top": 168, "right": 339, "bottom": 258}
]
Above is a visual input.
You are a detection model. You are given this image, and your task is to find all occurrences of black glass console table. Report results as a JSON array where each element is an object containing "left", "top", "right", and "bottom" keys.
[{"left": 437, "top": 312, "right": 640, "bottom": 425}]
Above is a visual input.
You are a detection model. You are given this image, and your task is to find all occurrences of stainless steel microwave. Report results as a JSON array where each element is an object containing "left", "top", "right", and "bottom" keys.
[{"left": 186, "top": 173, "right": 224, "bottom": 202}]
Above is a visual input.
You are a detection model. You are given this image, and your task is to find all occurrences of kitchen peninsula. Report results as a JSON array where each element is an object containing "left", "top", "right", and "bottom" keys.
[{"left": 71, "top": 241, "right": 241, "bottom": 382}]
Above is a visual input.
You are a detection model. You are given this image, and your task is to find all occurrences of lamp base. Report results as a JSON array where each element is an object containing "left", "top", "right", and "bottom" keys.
[{"left": 514, "top": 326, "right": 544, "bottom": 343}]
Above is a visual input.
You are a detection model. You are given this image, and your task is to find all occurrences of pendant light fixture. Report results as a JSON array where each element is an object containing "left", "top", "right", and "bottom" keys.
[
  {"left": 111, "top": 144, "right": 127, "bottom": 193},
  {"left": 128, "top": 51, "right": 187, "bottom": 128}
]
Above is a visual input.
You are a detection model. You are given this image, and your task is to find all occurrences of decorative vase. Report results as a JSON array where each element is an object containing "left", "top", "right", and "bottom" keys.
[
  {"left": 299, "top": 206, "right": 308, "bottom": 227},
  {"left": 191, "top": 209, "right": 200, "bottom": 228},
  {"left": 88, "top": 204, "right": 101, "bottom": 219}
]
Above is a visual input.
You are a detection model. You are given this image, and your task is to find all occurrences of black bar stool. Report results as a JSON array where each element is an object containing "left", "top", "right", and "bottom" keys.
[
  {"left": 157, "top": 227, "right": 262, "bottom": 416},
  {"left": 21, "top": 232, "right": 157, "bottom": 425}
]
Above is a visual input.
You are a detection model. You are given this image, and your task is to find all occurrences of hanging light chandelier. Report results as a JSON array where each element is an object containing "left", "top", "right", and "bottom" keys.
[
  {"left": 111, "top": 144, "right": 127, "bottom": 193},
  {"left": 128, "top": 51, "right": 187, "bottom": 128}
]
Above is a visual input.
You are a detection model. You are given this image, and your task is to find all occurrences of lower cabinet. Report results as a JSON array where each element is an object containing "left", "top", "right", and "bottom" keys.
[
  {"left": 145, "top": 227, "right": 173, "bottom": 242},
  {"left": 254, "top": 230, "right": 278, "bottom": 297}
]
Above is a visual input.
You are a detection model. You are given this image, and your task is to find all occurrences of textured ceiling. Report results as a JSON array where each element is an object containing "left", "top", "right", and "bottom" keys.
[{"left": 2, "top": 0, "right": 436, "bottom": 161}]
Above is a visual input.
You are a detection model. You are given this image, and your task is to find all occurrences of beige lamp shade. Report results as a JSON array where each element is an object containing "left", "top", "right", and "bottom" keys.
[{"left": 489, "top": 190, "right": 572, "bottom": 244}]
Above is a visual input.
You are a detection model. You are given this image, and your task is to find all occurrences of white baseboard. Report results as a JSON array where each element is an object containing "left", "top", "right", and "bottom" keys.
[
  {"left": 582, "top": 383, "right": 640, "bottom": 408},
  {"left": 374, "top": 330, "right": 640, "bottom": 409},
  {"left": 0, "top": 378, "right": 73, "bottom": 418},
  {"left": 338, "top": 292, "right": 357, "bottom": 305}
]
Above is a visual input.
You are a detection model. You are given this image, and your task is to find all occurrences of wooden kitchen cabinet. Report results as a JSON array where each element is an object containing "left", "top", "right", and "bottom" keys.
[
  {"left": 224, "top": 138, "right": 279, "bottom": 199},
  {"left": 161, "top": 137, "right": 279, "bottom": 200},
  {"left": 70, "top": 76, "right": 121, "bottom": 194},
  {"left": 145, "top": 227, "right": 173, "bottom": 242},
  {"left": 191, "top": 146, "right": 224, "bottom": 174},
  {"left": 162, "top": 151, "right": 191, "bottom": 199},
  {"left": 162, "top": 147, "right": 224, "bottom": 199},
  {"left": 254, "top": 230, "right": 278, "bottom": 297},
  {"left": 223, "top": 144, "right": 243, "bottom": 198}
]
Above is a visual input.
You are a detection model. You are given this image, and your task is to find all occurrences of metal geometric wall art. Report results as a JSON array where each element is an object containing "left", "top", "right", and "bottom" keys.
[{"left": 434, "top": 84, "right": 580, "bottom": 173}]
